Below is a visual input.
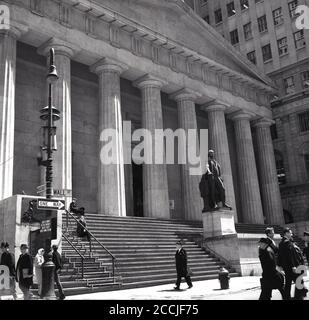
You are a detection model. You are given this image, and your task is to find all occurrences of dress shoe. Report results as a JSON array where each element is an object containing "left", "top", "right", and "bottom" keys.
[
  {"left": 188, "top": 285, "right": 193, "bottom": 289},
  {"left": 174, "top": 286, "right": 180, "bottom": 290}
]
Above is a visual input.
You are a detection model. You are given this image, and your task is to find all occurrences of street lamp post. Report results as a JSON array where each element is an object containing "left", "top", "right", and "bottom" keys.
[
  {"left": 38, "top": 48, "right": 60, "bottom": 299},
  {"left": 39, "top": 48, "right": 60, "bottom": 198}
]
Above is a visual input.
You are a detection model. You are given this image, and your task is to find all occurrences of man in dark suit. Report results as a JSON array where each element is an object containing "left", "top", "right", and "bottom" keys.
[
  {"left": 303, "top": 231, "right": 309, "bottom": 264},
  {"left": 258, "top": 238, "right": 285, "bottom": 300},
  {"left": 0, "top": 242, "right": 17, "bottom": 299},
  {"left": 16, "top": 244, "right": 33, "bottom": 300},
  {"left": 174, "top": 241, "right": 192, "bottom": 290},
  {"left": 52, "top": 245, "right": 65, "bottom": 300},
  {"left": 69, "top": 198, "right": 85, "bottom": 216},
  {"left": 278, "top": 228, "right": 306, "bottom": 300}
]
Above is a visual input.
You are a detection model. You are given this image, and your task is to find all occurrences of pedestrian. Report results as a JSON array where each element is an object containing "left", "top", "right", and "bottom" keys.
[
  {"left": 51, "top": 245, "right": 65, "bottom": 300},
  {"left": 174, "top": 240, "right": 193, "bottom": 290},
  {"left": 34, "top": 248, "right": 45, "bottom": 296},
  {"left": 278, "top": 227, "right": 307, "bottom": 300},
  {"left": 265, "top": 227, "right": 278, "bottom": 251},
  {"left": 303, "top": 231, "right": 309, "bottom": 264},
  {"left": 258, "top": 238, "right": 285, "bottom": 300},
  {"left": 76, "top": 215, "right": 91, "bottom": 243},
  {"left": 0, "top": 242, "right": 17, "bottom": 300},
  {"left": 16, "top": 244, "right": 33, "bottom": 300},
  {"left": 69, "top": 198, "right": 85, "bottom": 216}
]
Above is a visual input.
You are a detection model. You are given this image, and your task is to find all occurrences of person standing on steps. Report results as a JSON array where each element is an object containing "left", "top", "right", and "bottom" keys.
[
  {"left": 52, "top": 245, "right": 65, "bottom": 300},
  {"left": 174, "top": 241, "right": 193, "bottom": 291},
  {"left": 69, "top": 198, "right": 85, "bottom": 216}
]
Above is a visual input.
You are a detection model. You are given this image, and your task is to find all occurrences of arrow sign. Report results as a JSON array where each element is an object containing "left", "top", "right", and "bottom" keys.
[{"left": 37, "top": 199, "right": 65, "bottom": 211}]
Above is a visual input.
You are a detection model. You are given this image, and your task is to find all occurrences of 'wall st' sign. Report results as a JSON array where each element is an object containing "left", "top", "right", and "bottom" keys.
[{"left": 37, "top": 199, "right": 65, "bottom": 210}]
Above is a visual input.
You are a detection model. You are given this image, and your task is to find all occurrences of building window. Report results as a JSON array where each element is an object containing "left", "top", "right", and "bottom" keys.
[
  {"left": 273, "top": 7, "right": 283, "bottom": 25},
  {"left": 240, "top": 0, "right": 249, "bottom": 10},
  {"left": 277, "top": 37, "right": 288, "bottom": 56},
  {"left": 247, "top": 50, "right": 256, "bottom": 64},
  {"left": 275, "top": 151, "right": 286, "bottom": 185},
  {"left": 258, "top": 15, "right": 268, "bottom": 33},
  {"left": 200, "top": 0, "right": 208, "bottom": 6},
  {"left": 243, "top": 22, "right": 252, "bottom": 40},
  {"left": 283, "top": 76, "right": 295, "bottom": 95},
  {"left": 203, "top": 15, "right": 210, "bottom": 23},
  {"left": 288, "top": 0, "right": 298, "bottom": 18},
  {"left": 230, "top": 29, "right": 239, "bottom": 45},
  {"left": 262, "top": 44, "right": 272, "bottom": 62},
  {"left": 301, "top": 71, "right": 309, "bottom": 89},
  {"left": 270, "top": 124, "right": 278, "bottom": 140},
  {"left": 214, "top": 8, "right": 223, "bottom": 24},
  {"left": 255, "top": 0, "right": 263, "bottom": 3},
  {"left": 227, "top": 2, "right": 236, "bottom": 17},
  {"left": 305, "top": 154, "right": 309, "bottom": 178},
  {"left": 294, "top": 30, "right": 306, "bottom": 49},
  {"left": 299, "top": 111, "right": 309, "bottom": 132}
]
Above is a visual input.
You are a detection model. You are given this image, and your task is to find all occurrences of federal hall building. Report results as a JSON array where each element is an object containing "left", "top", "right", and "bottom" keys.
[{"left": 0, "top": 0, "right": 308, "bottom": 289}]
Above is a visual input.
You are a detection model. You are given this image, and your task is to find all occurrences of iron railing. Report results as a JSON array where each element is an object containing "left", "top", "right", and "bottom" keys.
[
  {"left": 62, "top": 232, "right": 85, "bottom": 278},
  {"left": 64, "top": 210, "right": 117, "bottom": 278}
]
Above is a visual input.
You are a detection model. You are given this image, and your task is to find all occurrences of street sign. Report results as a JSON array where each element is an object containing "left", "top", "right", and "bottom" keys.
[
  {"left": 53, "top": 189, "right": 72, "bottom": 197},
  {"left": 37, "top": 199, "right": 65, "bottom": 210}
]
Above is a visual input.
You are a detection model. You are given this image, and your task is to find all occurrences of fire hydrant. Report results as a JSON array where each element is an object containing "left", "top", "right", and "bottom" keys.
[{"left": 218, "top": 267, "right": 230, "bottom": 290}]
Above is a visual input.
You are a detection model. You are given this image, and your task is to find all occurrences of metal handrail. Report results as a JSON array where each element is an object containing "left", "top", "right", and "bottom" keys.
[
  {"left": 65, "top": 209, "right": 116, "bottom": 277},
  {"left": 62, "top": 232, "right": 85, "bottom": 278}
]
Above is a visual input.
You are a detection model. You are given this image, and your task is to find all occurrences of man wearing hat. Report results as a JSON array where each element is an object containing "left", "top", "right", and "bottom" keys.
[
  {"left": 258, "top": 238, "right": 285, "bottom": 300},
  {"left": 16, "top": 244, "right": 33, "bottom": 300},
  {"left": 278, "top": 228, "right": 306, "bottom": 300},
  {"left": 69, "top": 198, "right": 85, "bottom": 216},
  {"left": 303, "top": 231, "right": 309, "bottom": 263},
  {"left": 174, "top": 241, "right": 193, "bottom": 290},
  {"left": 0, "top": 242, "right": 17, "bottom": 299}
]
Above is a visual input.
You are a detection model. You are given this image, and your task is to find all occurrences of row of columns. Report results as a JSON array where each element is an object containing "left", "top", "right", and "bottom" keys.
[{"left": 0, "top": 31, "right": 284, "bottom": 225}]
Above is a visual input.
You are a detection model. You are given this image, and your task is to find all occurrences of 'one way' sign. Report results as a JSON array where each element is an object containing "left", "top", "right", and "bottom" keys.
[{"left": 37, "top": 199, "right": 65, "bottom": 211}]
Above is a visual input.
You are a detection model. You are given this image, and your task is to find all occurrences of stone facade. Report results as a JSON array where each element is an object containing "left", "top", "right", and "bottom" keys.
[
  {"left": 0, "top": 0, "right": 284, "bottom": 226},
  {"left": 191, "top": 0, "right": 309, "bottom": 222}
]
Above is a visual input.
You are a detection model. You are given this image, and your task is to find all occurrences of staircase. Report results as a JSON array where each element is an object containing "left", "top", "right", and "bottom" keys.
[{"left": 60, "top": 214, "right": 239, "bottom": 294}]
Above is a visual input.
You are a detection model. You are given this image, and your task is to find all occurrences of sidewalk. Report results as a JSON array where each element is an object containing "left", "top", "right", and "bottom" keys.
[{"left": 66, "top": 275, "right": 309, "bottom": 300}]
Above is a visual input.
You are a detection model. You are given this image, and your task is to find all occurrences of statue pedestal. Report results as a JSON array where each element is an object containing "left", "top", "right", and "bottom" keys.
[{"left": 202, "top": 209, "right": 236, "bottom": 238}]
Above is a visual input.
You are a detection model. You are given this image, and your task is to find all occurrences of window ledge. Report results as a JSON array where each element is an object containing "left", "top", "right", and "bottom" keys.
[
  {"left": 259, "top": 29, "right": 268, "bottom": 35},
  {"left": 296, "top": 45, "right": 306, "bottom": 51},
  {"left": 245, "top": 36, "right": 253, "bottom": 41},
  {"left": 241, "top": 8, "right": 249, "bottom": 13},
  {"left": 215, "top": 21, "right": 223, "bottom": 26},
  {"left": 274, "top": 21, "right": 284, "bottom": 28},
  {"left": 279, "top": 52, "right": 289, "bottom": 58},
  {"left": 263, "top": 58, "right": 273, "bottom": 64}
]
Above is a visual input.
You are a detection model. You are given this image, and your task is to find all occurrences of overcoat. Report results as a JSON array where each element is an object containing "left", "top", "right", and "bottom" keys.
[
  {"left": 16, "top": 253, "right": 33, "bottom": 287},
  {"left": 175, "top": 248, "right": 188, "bottom": 277}
]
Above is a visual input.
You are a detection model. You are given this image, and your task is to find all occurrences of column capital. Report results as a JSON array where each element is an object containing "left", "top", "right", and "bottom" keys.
[
  {"left": 229, "top": 110, "right": 255, "bottom": 121},
  {"left": 252, "top": 117, "right": 274, "bottom": 128},
  {"left": 133, "top": 74, "right": 167, "bottom": 89},
  {"left": 37, "top": 38, "right": 80, "bottom": 58},
  {"left": 169, "top": 88, "right": 201, "bottom": 102},
  {"left": 0, "top": 22, "right": 28, "bottom": 39},
  {"left": 201, "top": 101, "right": 230, "bottom": 113},
  {"left": 90, "top": 57, "right": 128, "bottom": 75}
]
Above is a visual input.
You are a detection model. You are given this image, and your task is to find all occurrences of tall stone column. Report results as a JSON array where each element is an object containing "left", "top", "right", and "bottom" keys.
[
  {"left": 203, "top": 103, "right": 237, "bottom": 221},
  {"left": 0, "top": 27, "right": 22, "bottom": 200},
  {"left": 253, "top": 118, "right": 284, "bottom": 225},
  {"left": 231, "top": 112, "right": 264, "bottom": 224},
  {"left": 134, "top": 75, "right": 170, "bottom": 219},
  {"left": 38, "top": 39, "right": 78, "bottom": 197},
  {"left": 170, "top": 89, "right": 202, "bottom": 221},
  {"left": 91, "top": 58, "right": 127, "bottom": 216},
  {"left": 281, "top": 115, "right": 298, "bottom": 184}
]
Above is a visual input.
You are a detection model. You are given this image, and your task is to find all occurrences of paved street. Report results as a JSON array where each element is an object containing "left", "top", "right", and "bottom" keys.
[{"left": 66, "top": 275, "right": 309, "bottom": 300}]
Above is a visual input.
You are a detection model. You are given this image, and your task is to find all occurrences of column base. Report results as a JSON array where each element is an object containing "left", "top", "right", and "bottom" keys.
[{"left": 202, "top": 209, "right": 236, "bottom": 238}]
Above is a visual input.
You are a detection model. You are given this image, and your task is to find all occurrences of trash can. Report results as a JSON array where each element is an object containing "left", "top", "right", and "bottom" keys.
[{"left": 218, "top": 267, "right": 230, "bottom": 290}]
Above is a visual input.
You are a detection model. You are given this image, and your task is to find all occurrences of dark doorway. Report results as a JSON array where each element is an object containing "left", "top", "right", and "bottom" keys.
[{"left": 132, "top": 163, "right": 143, "bottom": 217}]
